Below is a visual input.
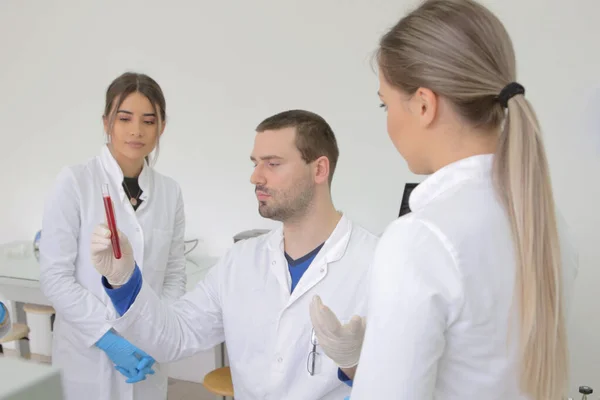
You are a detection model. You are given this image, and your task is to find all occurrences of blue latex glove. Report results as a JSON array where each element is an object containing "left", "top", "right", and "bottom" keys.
[
  {"left": 116, "top": 356, "right": 156, "bottom": 383},
  {"left": 0, "top": 302, "right": 6, "bottom": 324},
  {"left": 95, "top": 330, "right": 156, "bottom": 383}
]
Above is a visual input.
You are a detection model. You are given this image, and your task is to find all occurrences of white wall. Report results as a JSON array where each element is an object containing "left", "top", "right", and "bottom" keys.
[{"left": 0, "top": 0, "right": 598, "bottom": 396}]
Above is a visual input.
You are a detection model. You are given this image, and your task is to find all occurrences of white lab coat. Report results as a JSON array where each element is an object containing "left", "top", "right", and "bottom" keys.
[
  {"left": 350, "top": 154, "right": 579, "bottom": 399},
  {"left": 39, "top": 145, "right": 187, "bottom": 400},
  {"left": 109, "top": 215, "right": 378, "bottom": 400}
]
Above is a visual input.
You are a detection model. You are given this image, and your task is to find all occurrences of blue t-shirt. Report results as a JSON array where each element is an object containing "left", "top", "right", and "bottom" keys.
[{"left": 286, "top": 243, "right": 324, "bottom": 293}]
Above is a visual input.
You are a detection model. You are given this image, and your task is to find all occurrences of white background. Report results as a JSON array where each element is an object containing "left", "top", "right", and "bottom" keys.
[{"left": 1, "top": 0, "right": 598, "bottom": 396}]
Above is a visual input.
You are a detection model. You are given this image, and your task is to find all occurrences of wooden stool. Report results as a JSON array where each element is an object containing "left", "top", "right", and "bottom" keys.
[
  {"left": 23, "top": 304, "right": 55, "bottom": 315},
  {"left": 23, "top": 304, "right": 55, "bottom": 363},
  {"left": 203, "top": 366, "right": 234, "bottom": 397},
  {"left": 0, "top": 323, "right": 30, "bottom": 354},
  {"left": 0, "top": 323, "right": 30, "bottom": 345}
]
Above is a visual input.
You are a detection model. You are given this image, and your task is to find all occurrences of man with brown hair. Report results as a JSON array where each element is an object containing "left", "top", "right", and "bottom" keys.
[{"left": 90, "top": 109, "right": 377, "bottom": 400}]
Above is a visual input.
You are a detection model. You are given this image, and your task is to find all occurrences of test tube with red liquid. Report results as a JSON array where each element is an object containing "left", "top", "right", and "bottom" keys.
[{"left": 102, "top": 184, "right": 122, "bottom": 259}]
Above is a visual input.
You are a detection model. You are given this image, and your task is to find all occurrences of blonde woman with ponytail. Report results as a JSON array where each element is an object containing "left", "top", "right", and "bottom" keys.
[{"left": 309, "top": 0, "right": 579, "bottom": 399}]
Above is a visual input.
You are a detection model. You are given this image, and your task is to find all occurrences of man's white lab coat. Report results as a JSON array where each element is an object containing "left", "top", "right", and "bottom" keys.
[
  {"left": 350, "top": 154, "right": 579, "bottom": 399},
  {"left": 110, "top": 215, "right": 378, "bottom": 400},
  {"left": 39, "top": 145, "right": 187, "bottom": 400}
]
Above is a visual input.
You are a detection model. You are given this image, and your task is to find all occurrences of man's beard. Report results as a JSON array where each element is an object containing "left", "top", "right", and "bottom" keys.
[{"left": 256, "top": 180, "right": 315, "bottom": 222}]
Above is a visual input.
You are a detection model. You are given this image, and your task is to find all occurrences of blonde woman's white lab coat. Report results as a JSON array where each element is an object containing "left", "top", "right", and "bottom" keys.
[
  {"left": 349, "top": 154, "right": 579, "bottom": 399},
  {"left": 108, "top": 215, "right": 377, "bottom": 400},
  {"left": 39, "top": 145, "right": 187, "bottom": 400}
]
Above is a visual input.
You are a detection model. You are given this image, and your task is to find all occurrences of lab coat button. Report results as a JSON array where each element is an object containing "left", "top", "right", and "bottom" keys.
[
  {"left": 320, "top": 268, "right": 324, "bottom": 273},
  {"left": 272, "top": 261, "right": 276, "bottom": 265},
  {"left": 277, "top": 357, "right": 283, "bottom": 363}
]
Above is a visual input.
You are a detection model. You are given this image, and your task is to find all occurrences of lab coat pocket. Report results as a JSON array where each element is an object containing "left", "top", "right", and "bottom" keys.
[
  {"left": 52, "top": 319, "right": 107, "bottom": 385},
  {"left": 147, "top": 228, "right": 174, "bottom": 272},
  {"left": 141, "top": 228, "right": 173, "bottom": 292},
  {"left": 310, "top": 344, "right": 339, "bottom": 381}
]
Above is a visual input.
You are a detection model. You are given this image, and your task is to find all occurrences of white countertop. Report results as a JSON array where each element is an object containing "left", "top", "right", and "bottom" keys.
[{"left": 0, "top": 356, "right": 64, "bottom": 399}]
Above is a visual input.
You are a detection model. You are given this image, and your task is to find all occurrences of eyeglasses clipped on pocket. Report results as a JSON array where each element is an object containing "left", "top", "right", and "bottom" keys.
[{"left": 307, "top": 328, "right": 323, "bottom": 376}]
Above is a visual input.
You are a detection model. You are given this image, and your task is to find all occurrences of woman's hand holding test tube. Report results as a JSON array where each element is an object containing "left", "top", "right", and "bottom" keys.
[{"left": 91, "top": 224, "right": 135, "bottom": 286}]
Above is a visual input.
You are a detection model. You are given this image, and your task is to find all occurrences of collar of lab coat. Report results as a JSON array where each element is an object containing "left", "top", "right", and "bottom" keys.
[
  {"left": 266, "top": 213, "right": 352, "bottom": 265},
  {"left": 266, "top": 214, "right": 353, "bottom": 302},
  {"left": 99, "top": 144, "right": 151, "bottom": 202},
  {"left": 409, "top": 154, "right": 494, "bottom": 212}
]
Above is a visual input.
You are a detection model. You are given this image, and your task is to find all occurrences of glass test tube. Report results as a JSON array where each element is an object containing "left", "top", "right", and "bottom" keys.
[{"left": 102, "top": 184, "right": 122, "bottom": 259}]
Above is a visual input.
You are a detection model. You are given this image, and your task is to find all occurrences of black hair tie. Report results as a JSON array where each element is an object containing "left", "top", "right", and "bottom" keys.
[{"left": 498, "top": 82, "right": 525, "bottom": 108}]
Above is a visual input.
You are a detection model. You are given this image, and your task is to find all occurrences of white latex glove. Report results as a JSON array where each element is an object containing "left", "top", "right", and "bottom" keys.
[
  {"left": 309, "top": 295, "right": 366, "bottom": 369},
  {"left": 90, "top": 224, "right": 135, "bottom": 286}
]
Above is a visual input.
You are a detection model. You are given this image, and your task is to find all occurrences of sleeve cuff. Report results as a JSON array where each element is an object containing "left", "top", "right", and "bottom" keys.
[
  {"left": 338, "top": 368, "right": 353, "bottom": 387},
  {"left": 103, "top": 265, "right": 143, "bottom": 316},
  {"left": 109, "top": 283, "right": 155, "bottom": 343}
]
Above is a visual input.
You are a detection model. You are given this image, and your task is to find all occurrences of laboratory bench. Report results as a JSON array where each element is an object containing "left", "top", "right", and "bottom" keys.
[{"left": 0, "top": 241, "right": 224, "bottom": 385}]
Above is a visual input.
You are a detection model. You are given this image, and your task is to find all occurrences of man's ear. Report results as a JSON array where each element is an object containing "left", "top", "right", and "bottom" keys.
[{"left": 314, "top": 156, "right": 330, "bottom": 185}]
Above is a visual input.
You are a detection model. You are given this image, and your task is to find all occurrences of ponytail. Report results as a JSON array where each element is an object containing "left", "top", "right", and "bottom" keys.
[{"left": 493, "top": 95, "right": 568, "bottom": 399}]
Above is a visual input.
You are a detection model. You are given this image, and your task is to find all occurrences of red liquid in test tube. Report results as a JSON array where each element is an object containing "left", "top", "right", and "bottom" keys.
[{"left": 102, "top": 184, "right": 122, "bottom": 259}]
